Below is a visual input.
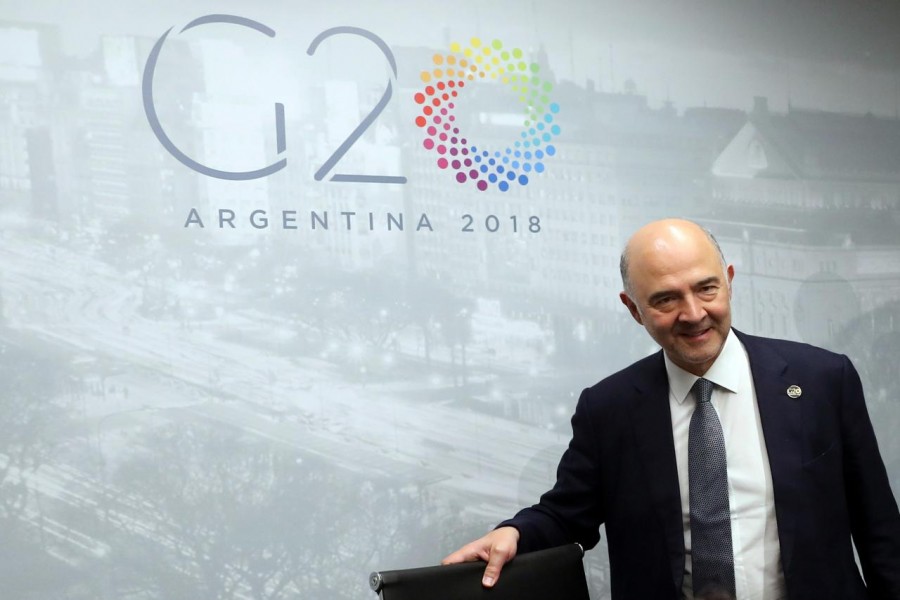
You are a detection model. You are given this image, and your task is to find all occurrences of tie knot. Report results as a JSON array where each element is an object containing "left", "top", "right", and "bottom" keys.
[{"left": 692, "top": 378, "right": 714, "bottom": 404}]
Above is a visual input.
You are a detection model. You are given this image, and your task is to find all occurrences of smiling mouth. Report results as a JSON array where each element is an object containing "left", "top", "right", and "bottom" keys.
[{"left": 679, "top": 328, "right": 710, "bottom": 340}]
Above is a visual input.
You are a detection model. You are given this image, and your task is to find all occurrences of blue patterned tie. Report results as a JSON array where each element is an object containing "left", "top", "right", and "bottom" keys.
[{"left": 689, "top": 377, "right": 736, "bottom": 600}]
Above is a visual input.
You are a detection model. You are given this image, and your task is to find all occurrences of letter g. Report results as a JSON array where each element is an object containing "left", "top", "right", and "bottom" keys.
[{"left": 142, "top": 15, "right": 286, "bottom": 180}]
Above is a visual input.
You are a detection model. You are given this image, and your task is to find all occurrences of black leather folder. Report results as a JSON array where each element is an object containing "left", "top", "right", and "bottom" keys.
[{"left": 369, "top": 543, "right": 590, "bottom": 599}]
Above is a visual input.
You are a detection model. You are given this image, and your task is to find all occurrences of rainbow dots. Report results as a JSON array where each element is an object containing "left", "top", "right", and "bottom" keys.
[{"left": 413, "top": 37, "right": 561, "bottom": 192}]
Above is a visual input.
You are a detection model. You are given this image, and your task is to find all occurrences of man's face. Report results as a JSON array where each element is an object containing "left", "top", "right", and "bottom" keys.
[{"left": 619, "top": 229, "right": 734, "bottom": 376}]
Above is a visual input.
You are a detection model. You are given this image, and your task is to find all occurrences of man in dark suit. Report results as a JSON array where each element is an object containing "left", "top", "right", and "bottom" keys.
[{"left": 443, "top": 219, "right": 900, "bottom": 599}]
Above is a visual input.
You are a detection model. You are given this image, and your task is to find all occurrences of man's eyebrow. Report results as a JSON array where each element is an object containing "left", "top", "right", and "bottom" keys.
[
  {"left": 695, "top": 276, "right": 722, "bottom": 288},
  {"left": 646, "top": 276, "right": 722, "bottom": 304},
  {"left": 647, "top": 289, "right": 679, "bottom": 304}
]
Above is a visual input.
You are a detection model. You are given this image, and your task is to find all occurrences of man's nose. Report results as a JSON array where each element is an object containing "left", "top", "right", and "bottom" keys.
[{"left": 679, "top": 296, "right": 706, "bottom": 323}]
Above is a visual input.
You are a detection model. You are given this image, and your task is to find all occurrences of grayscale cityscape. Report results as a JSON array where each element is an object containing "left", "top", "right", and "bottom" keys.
[{"left": 1, "top": 1, "right": 899, "bottom": 598}]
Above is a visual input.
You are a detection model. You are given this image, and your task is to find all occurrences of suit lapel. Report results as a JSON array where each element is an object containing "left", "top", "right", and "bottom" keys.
[
  {"left": 627, "top": 351, "right": 686, "bottom": 593},
  {"left": 735, "top": 330, "right": 803, "bottom": 576}
]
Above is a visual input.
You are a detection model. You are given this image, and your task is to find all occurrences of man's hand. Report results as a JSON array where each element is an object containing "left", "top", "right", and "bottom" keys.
[{"left": 441, "top": 526, "right": 520, "bottom": 588}]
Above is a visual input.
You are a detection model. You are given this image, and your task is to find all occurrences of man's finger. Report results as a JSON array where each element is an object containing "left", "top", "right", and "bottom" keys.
[
  {"left": 441, "top": 547, "right": 474, "bottom": 565},
  {"left": 442, "top": 541, "right": 491, "bottom": 565},
  {"left": 482, "top": 543, "right": 515, "bottom": 587}
]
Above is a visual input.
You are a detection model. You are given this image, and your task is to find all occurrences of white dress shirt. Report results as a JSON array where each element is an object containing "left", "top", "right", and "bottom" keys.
[{"left": 665, "top": 330, "right": 786, "bottom": 600}]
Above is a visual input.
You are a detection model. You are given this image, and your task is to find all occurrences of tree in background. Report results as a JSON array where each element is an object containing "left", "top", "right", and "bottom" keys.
[
  {"left": 0, "top": 330, "right": 74, "bottom": 596},
  {"left": 107, "top": 420, "right": 439, "bottom": 600}
]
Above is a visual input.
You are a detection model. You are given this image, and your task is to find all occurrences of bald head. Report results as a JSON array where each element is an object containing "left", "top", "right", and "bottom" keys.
[
  {"left": 617, "top": 219, "right": 734, "bottom": 375},
  {"left": 619, "top": 219, "right": 726, "bottom": 298}
]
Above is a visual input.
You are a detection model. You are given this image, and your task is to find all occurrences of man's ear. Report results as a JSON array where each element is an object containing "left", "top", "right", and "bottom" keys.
[
  {"left": 619, "top": 292, "right": 643, "bottom": 325},
  {"left": 726, "top": 264, "right": 735, "bottom": 298}
]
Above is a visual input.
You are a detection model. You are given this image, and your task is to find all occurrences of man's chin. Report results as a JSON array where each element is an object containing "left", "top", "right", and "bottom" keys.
[{"left": 670, "top": 343, "right": 721, "bottom": 373}]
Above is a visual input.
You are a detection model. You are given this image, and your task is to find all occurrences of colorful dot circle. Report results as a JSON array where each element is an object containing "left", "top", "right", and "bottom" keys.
[{"left": 413, "top": 37, "right": 561, "bottom": 191}]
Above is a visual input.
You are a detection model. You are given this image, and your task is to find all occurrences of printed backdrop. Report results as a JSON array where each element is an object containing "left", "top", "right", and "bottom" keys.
[{"left": 2, "top": 1, "right": 899, "bottom": 598}]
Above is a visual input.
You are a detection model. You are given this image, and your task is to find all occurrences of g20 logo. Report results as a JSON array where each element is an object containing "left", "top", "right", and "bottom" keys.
[
  {"left": 143, "top": 15, "right": 404, "bottom": 183},
  {"left": 143, "top": 15, "right": 560, "bottom": 191}
]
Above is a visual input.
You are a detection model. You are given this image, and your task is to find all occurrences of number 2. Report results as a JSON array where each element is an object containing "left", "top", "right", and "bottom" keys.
[{"left": 307, "top": 27, "right": 407, "bottom": 184}]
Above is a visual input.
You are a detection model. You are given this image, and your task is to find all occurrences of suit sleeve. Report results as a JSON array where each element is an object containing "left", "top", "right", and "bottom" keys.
[
  {"left": 839, "top": 355, "right": 900, "bottom": 598},
  {"left": 498, "top": 389, "right": 606, "bottom": 554}
]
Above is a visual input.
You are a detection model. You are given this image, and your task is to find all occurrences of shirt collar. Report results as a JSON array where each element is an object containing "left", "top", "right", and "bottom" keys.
[{"left": 664, "top": 329, "right": 744, "bottom": 404}]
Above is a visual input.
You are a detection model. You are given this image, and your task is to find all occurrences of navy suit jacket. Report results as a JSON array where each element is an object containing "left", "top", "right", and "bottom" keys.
[{"left": 502, "top": 331, "right": 900, "bottom": 599}]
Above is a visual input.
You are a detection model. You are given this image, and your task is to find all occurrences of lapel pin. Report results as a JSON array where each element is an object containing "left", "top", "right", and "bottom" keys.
[{"left": 787, "top": 385, "right": 802, "bottom": 399}]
